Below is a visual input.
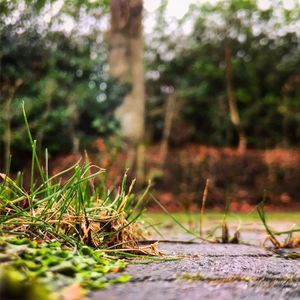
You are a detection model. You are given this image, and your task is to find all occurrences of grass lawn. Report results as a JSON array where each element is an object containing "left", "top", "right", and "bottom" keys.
[
  {"left": 144, "top": 211, "right": 300, "bottom": 225},
  {"left": 142, "top": 211, "right": 300, "bottom": 239}
]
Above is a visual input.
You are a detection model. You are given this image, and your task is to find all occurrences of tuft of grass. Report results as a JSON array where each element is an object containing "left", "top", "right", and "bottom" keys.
[
  {"left": 0, "top": 104, "right": 157, "bottom": 253},
  {"left": 204, "top": 195, "right": 240, "bottom": 244},
  {"left": 0, "top": 163, "right": 153, "bottom": 252},
  {"left": 0, "top": 104, "right": 160, "bottom": 297},
  {"left": 257, "top": 191, "right": 300, "bottom": 249}
]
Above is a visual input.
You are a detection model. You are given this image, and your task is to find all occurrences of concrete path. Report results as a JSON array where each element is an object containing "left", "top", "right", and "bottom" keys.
[{"left": 90, "top": 242, "right": 300, "bottom": 300}]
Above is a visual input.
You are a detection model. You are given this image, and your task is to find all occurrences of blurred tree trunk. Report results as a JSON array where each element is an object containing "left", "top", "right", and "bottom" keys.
[
  {"left": 36, "top": 79, "right": 56, "bottom": 153},
  {"left": 67, "top": 94, "right": 80, "bottom": 154},
  {"left": 224, "top": 40, "right": 247, "bottom": 153},
  {"left": 108, "top": 0, "right": 145, "bottom": 183},
  {"left": 160, "top": 89, "right": 175, "bottom": 163}
]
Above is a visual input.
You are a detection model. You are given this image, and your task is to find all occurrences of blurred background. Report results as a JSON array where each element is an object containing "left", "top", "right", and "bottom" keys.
[{"left": 1, "top": 0, "right": 300, "bottom": 211}]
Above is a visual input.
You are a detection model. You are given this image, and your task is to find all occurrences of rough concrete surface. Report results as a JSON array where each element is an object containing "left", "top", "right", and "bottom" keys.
[{"left": 90, "top": 241, "right": 300, "bottom": 300}]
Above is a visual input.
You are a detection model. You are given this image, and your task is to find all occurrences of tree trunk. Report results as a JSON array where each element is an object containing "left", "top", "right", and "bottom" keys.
[
  {"left": 160, "top": 90, "right": 175, "bottom": 163},
  {"left": 36, "top": 79, "right": 55, "bottom": 153},
  {"left": 224, "top": 40, "right": 246, "bottom": 153},
  {"left": 109, "top": 0, "right": 145, "bottom": 183},
  {"left": 67, "top": 94, "right": 80, "bottom": 154}
]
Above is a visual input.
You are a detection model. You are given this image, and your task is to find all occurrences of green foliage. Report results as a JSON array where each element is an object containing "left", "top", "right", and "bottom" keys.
[
  {"left": 2, "top": 0, "right": 300, "bottom": 168},
  {"left": 0, "top": 236, "right": 129, "bottom": 298},
  {"left": 0, "top": 0, "right": 110, "bottom": 16},
  {"left": 0, "top": 5, "right": 124, "bottom": 170},
  {"left": 146, "top": 0, "right": 300, "bottom": 148}
]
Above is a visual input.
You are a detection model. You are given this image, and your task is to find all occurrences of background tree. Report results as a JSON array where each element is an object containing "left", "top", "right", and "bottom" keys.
[
  {"left": 108, "top": 0, "right": 146, "bottom": 183},
  {"left": 0, "top": 3, "right": 124, "bottom": 170},
  {"left": 145, "top": 0, "right": 300, "bottom": 149}
]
